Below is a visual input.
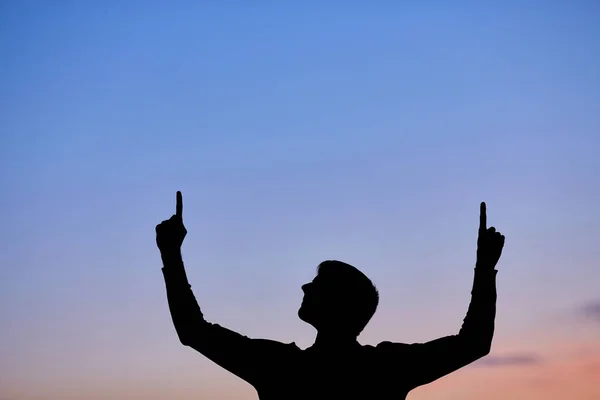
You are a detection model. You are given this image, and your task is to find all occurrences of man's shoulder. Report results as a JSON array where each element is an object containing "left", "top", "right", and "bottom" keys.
[
  {"left": 375, "top": 340, "right": 411, "bottom": 348},
  {"left": 353, "top": 341, "right": 412, "bottom": 353},
  {"left": 370, "top": 341, "right": 413, "bottom": 354},
  {"left": 252, "top": 338, "right": 302, "bottom": 352}
]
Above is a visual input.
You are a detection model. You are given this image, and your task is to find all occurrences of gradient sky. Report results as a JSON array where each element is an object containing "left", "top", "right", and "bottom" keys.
[{"left": 1, "top": 2, "right": 599, "bottom": 399}]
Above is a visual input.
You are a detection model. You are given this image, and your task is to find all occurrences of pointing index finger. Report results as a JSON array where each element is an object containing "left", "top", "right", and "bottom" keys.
[
  {"left": 479, "top": 202, "right": 487, "bottom": 233},
  {"left": 176, "top": 191, "right": 183, "bottom": 219}
]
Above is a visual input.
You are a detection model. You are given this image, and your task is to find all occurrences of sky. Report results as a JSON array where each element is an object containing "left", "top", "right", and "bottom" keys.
[{"left": 1, "top": 1, "right": 599, "bottom": 399}]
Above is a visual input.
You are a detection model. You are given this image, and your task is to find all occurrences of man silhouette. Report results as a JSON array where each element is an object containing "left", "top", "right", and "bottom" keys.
[{"left": 156, "top": 191, "right": 505, "bottom": 399}]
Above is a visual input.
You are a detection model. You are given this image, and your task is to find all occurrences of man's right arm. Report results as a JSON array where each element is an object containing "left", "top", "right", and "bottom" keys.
[{"left": 161, "top": 249, "right": 276, "bottom": 385}]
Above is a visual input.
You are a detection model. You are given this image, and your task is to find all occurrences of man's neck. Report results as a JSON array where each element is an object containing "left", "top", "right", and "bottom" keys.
[{"left": 312, "top": 330, "right": 359, "bottom": 349}]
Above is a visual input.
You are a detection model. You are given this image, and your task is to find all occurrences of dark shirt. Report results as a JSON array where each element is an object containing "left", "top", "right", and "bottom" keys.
[{"left": 162, "top": 262, "right": 497, "bottom": 400}]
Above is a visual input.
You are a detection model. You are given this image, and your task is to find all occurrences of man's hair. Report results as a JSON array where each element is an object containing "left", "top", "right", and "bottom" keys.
[{"left": 317, "top": 260, "right": 379, "bottom": 336}]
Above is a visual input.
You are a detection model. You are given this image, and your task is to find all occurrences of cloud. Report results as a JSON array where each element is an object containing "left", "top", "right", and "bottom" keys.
[
  {"left": 581, "top": 300, "right": 600, "bottom": 322},
  {"left": 474, "top": 353, "right": 542, "bottom": 367}
]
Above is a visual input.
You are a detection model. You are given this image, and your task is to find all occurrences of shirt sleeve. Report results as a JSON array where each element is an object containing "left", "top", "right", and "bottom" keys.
[
  {"left": 377, "top": 268, "right": 497, "bottom": 390},
  {"left": 162, "top": 266, "right": 286, "bottom": 387}
]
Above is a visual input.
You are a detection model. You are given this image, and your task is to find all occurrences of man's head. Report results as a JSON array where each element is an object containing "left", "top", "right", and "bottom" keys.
[{"left": 298, "top": 260, "right": 379, "bottom": 337}]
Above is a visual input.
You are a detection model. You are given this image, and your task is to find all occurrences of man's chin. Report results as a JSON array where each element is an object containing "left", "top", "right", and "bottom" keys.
[{"left": 298, "top": 306, "right": 309, "bottom": 322}]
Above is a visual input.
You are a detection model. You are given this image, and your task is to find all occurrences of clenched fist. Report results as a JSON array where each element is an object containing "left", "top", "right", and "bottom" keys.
[
  {"left": 476, "top": 202, "right": 505, "bottom": 269},
  {"left": 156, "top": 191, "right": 187, "bottom": 253}
]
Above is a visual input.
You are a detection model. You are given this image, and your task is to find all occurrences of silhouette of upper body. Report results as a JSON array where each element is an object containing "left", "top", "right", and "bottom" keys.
[{"left": 156, "top": 192, "right": 505, "bottom": 400}]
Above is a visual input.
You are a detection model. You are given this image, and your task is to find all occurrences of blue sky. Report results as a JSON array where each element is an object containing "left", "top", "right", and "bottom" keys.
[{"left": 1, "top": 2, "right": 599, "bottom": 399}]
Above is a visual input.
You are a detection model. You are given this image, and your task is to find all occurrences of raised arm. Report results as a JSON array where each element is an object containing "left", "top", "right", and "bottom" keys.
[
  {"left": 378, "top": 202, "right": 505, "bottom": 389},
  {"left": 156, "top": 192, "right": 281, "bottom": 386}
]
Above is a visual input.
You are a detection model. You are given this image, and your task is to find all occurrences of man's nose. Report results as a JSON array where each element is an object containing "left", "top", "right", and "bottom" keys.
[{"left": 302, "top": 283, "right": 310, "bottom": 293}]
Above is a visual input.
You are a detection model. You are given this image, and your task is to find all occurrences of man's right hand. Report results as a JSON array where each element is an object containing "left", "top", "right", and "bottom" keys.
[{"left": 156, "top": 191, "right": 187, "bottom": 254}]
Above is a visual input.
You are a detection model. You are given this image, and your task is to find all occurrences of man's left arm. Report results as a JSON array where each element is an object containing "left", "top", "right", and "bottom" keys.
[
  {"left": 378, "top": 266, "right": 497, "bottom": 388},
  {"left": 377, "top": 202, "right": 504, "bottom": 389}
]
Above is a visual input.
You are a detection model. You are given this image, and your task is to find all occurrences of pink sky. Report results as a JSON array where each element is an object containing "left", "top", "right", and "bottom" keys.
[{"left": 3, "top": 328, "right": 599, "bottom": 400}]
